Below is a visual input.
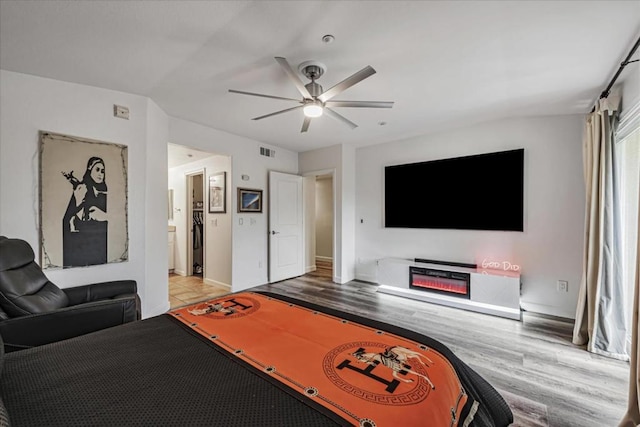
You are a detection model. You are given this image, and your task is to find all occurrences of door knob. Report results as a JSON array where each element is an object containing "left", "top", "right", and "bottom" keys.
[{"left": 271, "top": 230, "right": 280, "bottom": 235}]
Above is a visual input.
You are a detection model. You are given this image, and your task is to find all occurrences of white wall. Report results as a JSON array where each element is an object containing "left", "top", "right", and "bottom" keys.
[
  {"left": 144, "top": 99, "right": 170, "bottom": 316},
  {"left": 315, "top": 177, "right": 333, "bottom": 258},
  {"left": 300, "top": 145, "right": 356, "bottom": 283},
  {"left": 169, "top": 155, "right": 232, "bottom": 287},
  {"left": 168, "top": 117, "right": 298, "bottom": 291},
  {"left": 0, "top": 71, "right": 300, "bottom": 310},
  {"left": 341, "top": 145, "right": 357, "bottom": 283},
  {"left": 618, "top": 62, "right": 639, "bottom": 114},
  {"left": 616, "top": 30, "right": 640, "bottom": 114},
  {"left": 0, "top": 70, "right": 169, "bottom": 318},
  {"left": 0, "top": 69, "right": 598, "bottom": 320},
  {"left": 303, "top": 175, "right": 316, "bottom": 272},
  {"left": 355, "top": 115, "right": 585, "bottom": 319}
]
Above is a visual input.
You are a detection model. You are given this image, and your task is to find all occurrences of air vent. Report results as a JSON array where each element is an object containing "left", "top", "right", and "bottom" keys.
[{"left": 260, "top": 147, "right": 275, "bottom": 158}]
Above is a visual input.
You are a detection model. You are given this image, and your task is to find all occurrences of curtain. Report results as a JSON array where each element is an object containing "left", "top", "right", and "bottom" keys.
[
  {"left": 620, "top": 180, "right": 640, "bottom": 425},
  {"left": 619, "top": 107, "right": 640, "bottom": 427},
  {"left": 572, "top": 95, "right": 629, "bottom": 361}
]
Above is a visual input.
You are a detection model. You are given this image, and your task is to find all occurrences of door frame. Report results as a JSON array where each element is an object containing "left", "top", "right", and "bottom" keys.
[
  {"left": 303, "top": 168, "right": 337, "bottom": 281},
  {"left": 186, "top": 168, "right": 206, "bottom": 278}
]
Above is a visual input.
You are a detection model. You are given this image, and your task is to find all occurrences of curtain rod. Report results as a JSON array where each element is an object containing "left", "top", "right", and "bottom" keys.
[{"left": 591, "top": 35, "right": 640, "bottom": 112}]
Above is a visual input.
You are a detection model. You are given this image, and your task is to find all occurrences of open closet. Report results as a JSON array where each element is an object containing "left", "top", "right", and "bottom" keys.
[{"left": 190, "top": 173, "right": 204, "bottom": 276}]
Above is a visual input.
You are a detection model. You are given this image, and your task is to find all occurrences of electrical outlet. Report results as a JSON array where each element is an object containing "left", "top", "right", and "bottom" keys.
[{"left": 557, "top": 280, "right": 568, "bottom": 292}]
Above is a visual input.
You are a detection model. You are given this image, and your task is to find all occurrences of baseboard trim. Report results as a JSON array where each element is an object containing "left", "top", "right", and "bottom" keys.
[
  {"left": 306, "top": 265, "right": 317, "bottom": 273},
  {"left": 174, "top": 269, "right": 187, "bottom": 276},
  {"left": 204, "top": 278, "right": 231, "bottom": 290},
  {"left": 520, "top": 301, "right": 575, "bottom": 321},
  {"left": 355, "top": 273, "right": 377, "bottom": 283},
  {"left": 316, "top": 256, "right": 333, "bottom": 262}
]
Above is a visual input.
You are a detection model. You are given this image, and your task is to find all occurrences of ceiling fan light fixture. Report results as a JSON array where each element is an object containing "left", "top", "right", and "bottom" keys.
[
  {"left": 303, "top": 101, "right": 323, "bottom": 118},
  {"left": 229, "top": 57, "right": 394, "bottom": 133}
]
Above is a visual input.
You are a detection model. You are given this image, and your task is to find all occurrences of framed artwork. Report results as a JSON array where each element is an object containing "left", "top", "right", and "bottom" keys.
[
  {"left": 208, "top": 172, "right": 226, "bottom": 213},
  {"left": 237, "top": 188, "right": 263, "bottom": 213},
  {"left": 39, "top": 131, "right": 129, "bottom": 269}
]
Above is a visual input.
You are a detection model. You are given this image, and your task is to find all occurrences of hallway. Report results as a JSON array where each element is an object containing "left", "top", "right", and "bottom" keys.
[
  {"left": 168, "top": 259, "right": 333, "bottom": 309},
  {"left": 168, "top": 273, "right": 230, "bottom": 309},
  {"left": 306, "top": 258, "right": 332, "bottom": 279}
]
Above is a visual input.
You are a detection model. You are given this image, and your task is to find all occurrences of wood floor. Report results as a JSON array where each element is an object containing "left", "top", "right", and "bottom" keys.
[
  {"left": 306, "top": 257, "right": 333, "bottom": 279},
  {"left": 168, "top": 273, "right": 229, "bottom": 309},
  {"left": 167, "top": 269, "right": 629, "bottom": 426}
]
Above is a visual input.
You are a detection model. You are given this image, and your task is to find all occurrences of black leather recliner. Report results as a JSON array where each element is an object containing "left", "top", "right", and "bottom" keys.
[{"left": 0, "top": 236, "right": 141, "bottom": 352}]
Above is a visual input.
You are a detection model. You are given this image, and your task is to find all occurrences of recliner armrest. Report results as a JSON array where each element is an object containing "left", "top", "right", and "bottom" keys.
[
  {"left": 0, "top": 295, "right": 139, "bottom": 352},
  {"left": 63, "top": 280, "right": 138, "bottom": 305}
]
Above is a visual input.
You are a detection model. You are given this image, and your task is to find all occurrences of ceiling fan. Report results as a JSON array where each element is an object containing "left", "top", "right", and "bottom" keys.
[{"left": 229, "top": 57, "right": 394, "bottom": 133}]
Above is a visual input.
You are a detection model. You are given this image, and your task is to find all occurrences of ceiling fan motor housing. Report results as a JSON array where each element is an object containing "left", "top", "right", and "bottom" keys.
[
  {"left": 301, "top": 64, "right": 324, "bottom": 79},
  {"left": 298, "top": 60, "right": 326, "bottom": 98},
  {"left": 305, "top": 81, "right": 323, "bottom": 98}
]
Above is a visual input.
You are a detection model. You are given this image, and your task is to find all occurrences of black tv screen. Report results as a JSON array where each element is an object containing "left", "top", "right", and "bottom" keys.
[{"left": 384, "top": 149, "right": 524, "bottom": 231}]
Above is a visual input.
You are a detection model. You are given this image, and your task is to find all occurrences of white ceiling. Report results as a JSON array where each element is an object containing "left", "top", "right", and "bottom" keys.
[
  {"left": 1, "top": 1, "right": 639, "bottom": 154},
  {"left": 167, "top": 143, "right": 217, "bottom": 169}
]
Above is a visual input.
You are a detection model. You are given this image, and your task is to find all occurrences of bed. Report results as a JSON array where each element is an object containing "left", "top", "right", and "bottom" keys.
[{"left": 0, "top": 290, "right": 513, "bottom": 426}]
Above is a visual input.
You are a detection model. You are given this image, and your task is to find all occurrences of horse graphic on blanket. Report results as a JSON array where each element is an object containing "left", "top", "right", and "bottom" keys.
[
  {"left": 351, "top": 345, "right": 436, "bottom": 389},
  {"left": 188, "top": 302, "right": 236, "bottom": 316}
]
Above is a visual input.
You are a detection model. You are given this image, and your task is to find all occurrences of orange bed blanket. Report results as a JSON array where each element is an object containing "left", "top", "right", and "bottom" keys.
[{"left": 171, "top": 292, "right": 477, "bottom": 427}]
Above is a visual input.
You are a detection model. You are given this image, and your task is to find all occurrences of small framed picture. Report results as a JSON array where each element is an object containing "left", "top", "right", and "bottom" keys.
[
  {"left": 209, "top": 172, "right": 226, "bottom": 213},
  {"left": 237, "top": 188, "right": 262, "bottom": 213}
]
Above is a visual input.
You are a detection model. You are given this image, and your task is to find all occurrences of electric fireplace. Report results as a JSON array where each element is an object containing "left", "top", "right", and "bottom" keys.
[{"left": 409, "top": 266, "right": 471, "bottom": 299}]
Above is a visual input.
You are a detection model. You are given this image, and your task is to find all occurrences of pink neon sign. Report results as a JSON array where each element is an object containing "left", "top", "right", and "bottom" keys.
[{"left": 480, "top": 258, "right": 520, "bottom": 272}]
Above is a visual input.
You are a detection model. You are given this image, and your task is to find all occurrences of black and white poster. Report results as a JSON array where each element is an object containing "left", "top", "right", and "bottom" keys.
[{"left": 39, "top": 131, "right": 128, "bottom": 269}]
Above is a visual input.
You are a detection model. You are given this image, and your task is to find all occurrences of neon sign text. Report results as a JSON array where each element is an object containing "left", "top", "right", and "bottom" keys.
[{"left": 481, "top": 259, "right": 520, "bottom": 272}]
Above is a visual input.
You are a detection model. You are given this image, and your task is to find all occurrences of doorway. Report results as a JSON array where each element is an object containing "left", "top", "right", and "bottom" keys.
[
  {"left": 302, "top": 170, "right": 335, "bottom": 281},
  {"left": 167, "top": 142, "right": 233, "bottom": 291},
  {"left": 311, "top": 174, "right": 334, "bottom": 279},
  {"left": 187, "top": 171, "right": 205, "bottom": 277},
  {"left": 267, "top": 170, "right": 336, "bottom": 283}
]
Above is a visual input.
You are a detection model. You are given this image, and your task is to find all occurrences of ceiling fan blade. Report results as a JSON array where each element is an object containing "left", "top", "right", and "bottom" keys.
[
  {"left": 275, "top": 57, "right": 313, "bottom": 99},
  {"left": 252, "top": 105, "right": 304, "bottom": 121},
  {"left": 229, "top": 89, "right": 301, "bottom": 102},
  {"left": 301, "top": 116, "right": 312, "bottom": 133},
  {"left": 324, "top": 107, "right": 358, "bottom": 130},
  {"left": 325, "top": 100, "right": 394, "bottom": 108},
  {"left": 317, "top": 66, "right": 376, "bottom": 103}
]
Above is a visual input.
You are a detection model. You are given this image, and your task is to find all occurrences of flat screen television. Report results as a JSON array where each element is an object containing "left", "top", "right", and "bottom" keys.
[{"left": 384, "top": 148, "right": 524, "bottom": 231}]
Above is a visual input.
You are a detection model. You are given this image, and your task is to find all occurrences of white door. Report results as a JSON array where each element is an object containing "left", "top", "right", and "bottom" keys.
[{"left": 269, "top": 171, "right": 304, "bottom": 282}]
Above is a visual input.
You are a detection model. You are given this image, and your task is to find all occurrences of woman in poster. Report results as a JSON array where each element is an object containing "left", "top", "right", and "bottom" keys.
[{"left": 62, "top": 156, "right": 108, "bottom": 267}]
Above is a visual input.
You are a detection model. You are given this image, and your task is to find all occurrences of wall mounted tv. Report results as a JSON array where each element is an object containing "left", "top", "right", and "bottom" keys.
[{"left": 384, "top": 148, "right": 524, "bottom": 231}]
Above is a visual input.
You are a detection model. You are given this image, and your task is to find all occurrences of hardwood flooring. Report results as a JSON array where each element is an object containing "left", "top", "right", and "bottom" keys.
[
  {"left": 251, "top": 275, "right": 630, "bottom": 427},
  {"left": 168, "top": 273, "right": 229, "bottom": 309},
  {"left": 166, "top": 271, "right": 629, "bottom": 426},
  {"left": 306, "top": 257, "right": 333, "bottom": 279}
]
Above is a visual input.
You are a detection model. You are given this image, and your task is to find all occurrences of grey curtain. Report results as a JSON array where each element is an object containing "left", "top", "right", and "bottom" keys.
[{"left": 572, "top": 97, "right": 629, "bottom": 361}]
